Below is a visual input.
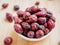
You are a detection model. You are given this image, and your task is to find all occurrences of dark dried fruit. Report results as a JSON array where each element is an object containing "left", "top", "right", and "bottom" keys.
[
  {"left": 38, "top": 17, "right": 46, "bottom": 24},
  {"left": 14, "top": 5, "right": 19, "bottom": 11},
  {"left": 36, "top": 30, "right": 44, "bottom": 38},
  {"left": 26, "top": 15, "right": 37, "bottom": 23},
  {"left": 17, "top": 10, "right": 25, "bottom": 17},
  {"left": 4, "top": 37, "right": 12, "bottom": 45},
  {"left": 2, "top": 3, "right": 8, "bottom": 8},
  {"left": 43, "top": 28, "right": 49, "bottom": 35},
  {"left": 31, "top": 23, "right": 39, "bottom": 31},
  {"left": 13, "top": 16, "right": 22, "bottom": 24},
  {"left": 27, "top": 31, "right": 34, "bottom": 38},
  {"left": 50, "top": 16, "right": 56, "bottom": 22},
  {"left": 23, "top": 12, "right": 31, "bottom": 20},
  {"left": 21, "top": 22, "right": 30, "bottom": 30},
  {"left": 30, "top": 6, "right": 38, "bottom": 13},
  {"left": 35, "top": 1, "right": 40, "bottom": 5},
  {"left": 14, "top": 24, "right": 23, "bottom": 34},
  {"left": 47, "top": 19, "right": 55, "bottom": 30},
  {"left": 6, "top": 13, "right": 13, "bottom": 22},
  {"left": 35, "top": 8, "right": 47, "bottom": 17}
]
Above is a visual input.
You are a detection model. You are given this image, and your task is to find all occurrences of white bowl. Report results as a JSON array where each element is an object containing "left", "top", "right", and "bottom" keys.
[{"left": 16, "top": 29, "right": 54, "bottom": 41}]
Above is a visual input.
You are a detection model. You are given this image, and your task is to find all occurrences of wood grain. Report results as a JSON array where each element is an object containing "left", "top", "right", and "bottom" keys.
[{"left": 0, "top": 0, "right": 60, "bottom": 45}]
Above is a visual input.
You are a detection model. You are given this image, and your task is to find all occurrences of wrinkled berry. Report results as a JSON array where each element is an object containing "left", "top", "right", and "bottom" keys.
[
  {"left": 30, "top": 6, "right": 38, "bottom": 13},
  {"left": 35, "top": 1, "right": 40, "bottom": 5},
  {"left": 50, "top": 16, "right": 56, "bottom": 22},
  {"left": 23, "top": 12, "right": 31, "bottom": 20},
  {"left": 14, "top": 24, "right": 23, "bottom": 34},
  {"left": 13, "top": 16, "right": 23, "bottom": 24},
  {"left": 26, "top": 15, "right": 37, "bottom": 23},
  {"left": 35, "top": 8, "right": 47, "bottom": 17},
  {"left": 47, "top": 19, "right": 55, "bottom": 30},
  {"left": 17, "top": 10, "right": 25, "bottom": 17},
  {"left": 4, "top": 37, "right": 12, "bottom": 45},
  {"left": 27, "top": 31, "right": 34, "bottom": 38},
  {"left": 38, "top": 17, "right": 46, "bottom": 24},
  {"left": 46, "top": 11, "right": 52, "bottom": 18},
  {"left": 6, "top": 13, "right": 13, "bottom": 22},
  {"left": 39, "top": 25, "right": 45, "bottom": 30},
  {"left": 36, "top": 30, "right": 44, "bottom": 38},
  {"left": 43, "top": 28, "right": 49, "bottom": 35},
  {"left": 21, "top": 22, "right": 30, "bottom": 30},
  {"left": 31, "top": 23, "right": 39, "bottom": 31},
  {"left": 2, "top": 3, "right": 8, "bottom": 8},
  {"left": 14, "top": 5, "right": 19, "bottom": 11}
]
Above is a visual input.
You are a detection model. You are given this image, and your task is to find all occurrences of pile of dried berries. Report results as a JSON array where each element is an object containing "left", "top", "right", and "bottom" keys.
[
  {"left": 13, "top": 2, "right": 56, "bottom": 38},
  {"left": 4, "top": 1, "right": 56, "bottom": 45}
]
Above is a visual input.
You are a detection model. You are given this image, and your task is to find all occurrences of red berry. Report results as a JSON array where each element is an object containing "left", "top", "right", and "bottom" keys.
[
  {"left": 21, "top": 22, "right": 30, "bottom": 30},
  {"left": 35, "top": 8, "right": 47, "bottom": 17},
  {"left": 27, "top": 31, "right": 34, "bottom": 38},
  {"left": 35, "top": 1, "right": 40, "bottom": 5},
  {"left": 31, "top": 23, "right": 39, "bottom": 31},
  {"left": 13, "top": 16, "right": 23, "bottom": 24},
  {"left": 47, "top": 19, "right": 55, "bottom": 30},
  {"left": 46, "top": 11, "right": 52, "bottom": 17},
  {"left": 4, "top": 37, "right": 12, "bottom": 45},
  {"left": 23, "top": 12, "right": 31, "bottom": 20},
  {"left": 30, "top": 6, "right": 38, "bottom": 13},
  {"left": 50, "top": 16, "right": 56, "bottom": 22},
  {"left": 38, "top": 17, "right": 46, "bottom": 24},
  {"left": 43, "top": 28, "right": 49, "bottom": 35},
  {"left": 2, "top": 3, "right": 8, "bottom": 8},
  {"left": 14, "top": 24, "right": 23, "bottom": 34},
  {"left": 36, "top": 30, "right": 44, "bottom": 38},
  {"left": 26, "top": 15, "right": 37, "bottom": 23},
  {"left": 6, "top": 13, "right": 13, "bottom": 22},
  {"left": 17, "top": 10, "right": 25, "bottom": 17},
  {"left": 39, "top": 25, "right": 45, "bottom": 30}
]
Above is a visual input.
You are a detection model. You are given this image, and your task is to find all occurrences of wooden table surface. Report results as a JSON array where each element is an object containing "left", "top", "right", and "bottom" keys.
[{"left": 0, "top": 0, "right": 60, "bottom": 45}]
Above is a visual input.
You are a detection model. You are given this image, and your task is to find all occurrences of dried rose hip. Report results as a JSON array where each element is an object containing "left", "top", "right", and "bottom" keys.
[
  {"left": 13, "top": 16, "right": 23, "bottom": 24},
  {"left": 17, "top": 10, "right": 25, "bottom": 17},
  {"left": 35, "top": 1, "right": 40, "bottom": 6},
  {"left": 6, "top": 13, "right": 13, "bottom": 22},
  {"left": 30, "top": 6, "right": 38, "bottom": 13},
  {"left": 14, "top": 5, "right": 19, "bottom": 11},
  {"left": 4, "top": 37, "right": 13, "bottom": 45},
  {"left": 43, "top": 28, "right": 49, "bottom": 35},
  {"left": 50, "top": 16, "right": 56, "bottom": 22},
  {"left": 31, "top": 23, "right": 39, "bottom": 31},
  {"left": 23, "top": 12, "right": 31, "bottom": 20},
  {"left": 2, "top": 3, "right": 8, "bottom": 8},
  {"left": 21, "top": 22, "right": 30, "bottom": 30},
  {"left": 38, "top": 17, "right": 46, "bottom": 24},
  {"left": 14, "top": 24, "right": 23, "bottom": 34},
  {"left": 26, "top": 15, "right": 37, "bottom": 23},
  {"left": 36, "top": 30, "right": 44, "bottom": 38},
  {"left": 47, "top": 19, "right": 55, "bottom": 30},
  {"left": 39, "top": 25, "right": 45, "bottom": 30},
  {"left": 27, "top": 31, "right": 34, "bottom": 38},
  {"left": 35, "top": 8, "right": 47, "bottom": 17}
]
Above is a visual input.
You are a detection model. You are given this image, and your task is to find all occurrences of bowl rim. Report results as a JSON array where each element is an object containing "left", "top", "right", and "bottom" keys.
[{"left": 16, "top": 29, "right": 54, "bottom": 41}]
